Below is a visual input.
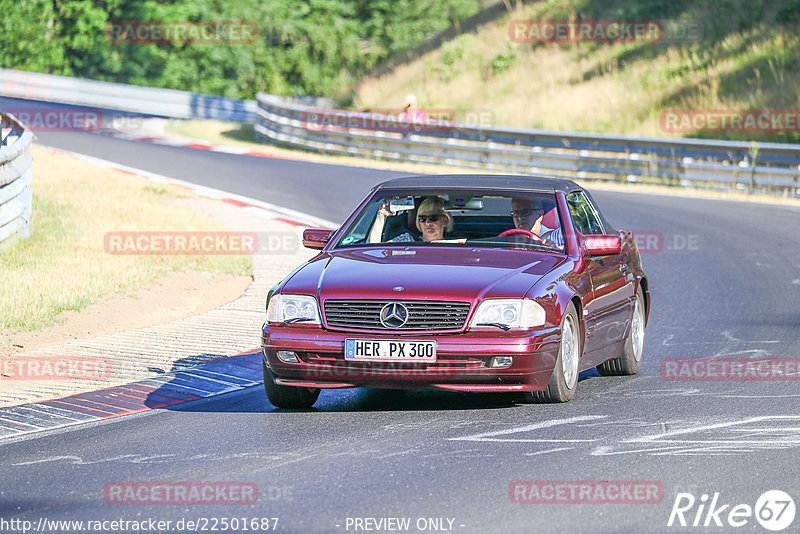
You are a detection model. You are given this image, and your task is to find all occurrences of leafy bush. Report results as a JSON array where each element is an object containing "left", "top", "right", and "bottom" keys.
[
  {"left": 491, "top": 49, "right": 516, "bottom": 75},
  {"left": 434, "top": 39, "right": 469, "bottom": 82},
  {"left": 0, "top": 0, "right": 480, "bottom": 99}
]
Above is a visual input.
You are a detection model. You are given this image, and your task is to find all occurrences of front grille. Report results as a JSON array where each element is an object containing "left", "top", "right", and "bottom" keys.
[{"left": 323, "top": 300, "right": 471, "bottom": 331}]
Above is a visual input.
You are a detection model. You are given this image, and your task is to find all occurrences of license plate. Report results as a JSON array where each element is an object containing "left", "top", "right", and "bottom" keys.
[{"left": 344, "top": 339, "right": 436, "bottom": 362}]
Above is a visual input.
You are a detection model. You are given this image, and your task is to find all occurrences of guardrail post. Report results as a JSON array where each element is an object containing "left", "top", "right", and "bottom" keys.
[
  {"left": 748, "top": 142, "right": 759, "bottom": 190},
  {"left": 794, "top": 168, "right": 799, "bottom": 197}
]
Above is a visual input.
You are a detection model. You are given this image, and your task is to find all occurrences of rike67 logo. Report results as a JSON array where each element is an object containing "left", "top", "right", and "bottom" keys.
[{"left": 668, "top": 490, "right": 795, "bottom": 531}]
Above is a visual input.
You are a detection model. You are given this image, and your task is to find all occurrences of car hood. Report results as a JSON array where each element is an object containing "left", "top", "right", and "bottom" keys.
[{"left": 282, "top": 247, "right": 564, "bottom": 302}]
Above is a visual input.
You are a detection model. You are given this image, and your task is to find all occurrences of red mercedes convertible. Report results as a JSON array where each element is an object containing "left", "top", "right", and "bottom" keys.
[{"left": 261, "top": 175, "right": 649, "bottom": 408}]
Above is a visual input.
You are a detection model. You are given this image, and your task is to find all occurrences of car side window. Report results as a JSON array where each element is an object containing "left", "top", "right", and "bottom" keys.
[{"left": 566, "top": 191, "right": 604, "bottom": 235}]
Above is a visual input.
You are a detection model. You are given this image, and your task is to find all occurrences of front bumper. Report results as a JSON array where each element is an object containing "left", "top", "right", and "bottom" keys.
[{"left": 261, "top": 325, "right": 561, "bottom": 392}]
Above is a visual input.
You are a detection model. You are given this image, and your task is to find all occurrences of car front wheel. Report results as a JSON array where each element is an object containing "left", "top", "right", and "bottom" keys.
[
  {"left": 263, "top": 362, "right": 320, "bottom": 409},
  {"left": 523, "top": 302, "right": 581, "bottom": 403}
]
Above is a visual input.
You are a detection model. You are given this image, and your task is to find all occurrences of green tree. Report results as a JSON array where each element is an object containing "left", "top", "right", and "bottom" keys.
[
  {"left": 0, "top": 0, "right": 481, "bottom": 99},
  {"left": 0, "top": 0, "right": 66, "bottom": 73}
]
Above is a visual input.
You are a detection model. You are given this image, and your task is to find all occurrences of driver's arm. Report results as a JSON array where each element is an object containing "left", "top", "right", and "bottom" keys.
[{"left": 367, "top": 201, "right": 391, "bottom": 243}]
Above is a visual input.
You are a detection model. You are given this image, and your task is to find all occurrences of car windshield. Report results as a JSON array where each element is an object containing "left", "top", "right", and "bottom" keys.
[{"left": 334, "top": 189, "right": 565, "bottom": 252}]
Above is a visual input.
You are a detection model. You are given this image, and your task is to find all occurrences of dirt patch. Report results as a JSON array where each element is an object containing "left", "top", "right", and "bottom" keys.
[{"left": 1, "top": 270, "right": 251, "bottom": 357}]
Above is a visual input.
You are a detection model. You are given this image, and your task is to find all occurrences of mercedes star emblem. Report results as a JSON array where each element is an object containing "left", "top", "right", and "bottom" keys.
[{"left": 379, "top": 302, "right": 409, "bottom": 328}]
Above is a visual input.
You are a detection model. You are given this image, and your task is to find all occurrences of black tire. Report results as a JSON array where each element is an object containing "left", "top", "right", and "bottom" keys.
[
  {"left": 263, "top": 362, "right": 320, "bottom": 409},
  {"left": 597, "top": 286, "right": 646, "bottom": 376},
  {"left": 523, "top": 302, "right": 581, "bottom": 403}
]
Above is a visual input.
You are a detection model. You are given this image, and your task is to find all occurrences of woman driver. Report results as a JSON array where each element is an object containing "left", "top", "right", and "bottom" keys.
[
  {"left": 414, "top": 196, "right": 453, "bottom": 241},
  {"left": 369, "top": 196, "right": 453, "bottom": 243}
]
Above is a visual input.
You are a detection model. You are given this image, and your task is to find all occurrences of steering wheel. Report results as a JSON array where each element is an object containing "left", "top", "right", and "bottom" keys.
[{"left": 499, "top": 228, "right": 544, "bottom": 243}]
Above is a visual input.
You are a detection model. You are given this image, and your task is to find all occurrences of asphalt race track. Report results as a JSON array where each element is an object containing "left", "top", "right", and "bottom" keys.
[
  {"left": 0, "top": 95, "right": 400, "bottom": 220},
  {"left": 1, "top": 110, "right": 800, "bottom": 533}
]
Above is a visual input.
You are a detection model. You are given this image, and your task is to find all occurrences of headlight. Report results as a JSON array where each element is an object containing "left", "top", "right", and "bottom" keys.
[
  {"left": 469, "top": 299, "right": 546, "bottom": 330},
  {"left": 266, "top": 294, "right": 321, "bottom": 325}
]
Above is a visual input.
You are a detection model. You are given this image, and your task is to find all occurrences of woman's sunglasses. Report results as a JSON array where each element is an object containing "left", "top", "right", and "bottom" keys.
[{"left": 417, "top": 214, "right": 441, "bottom": 223}]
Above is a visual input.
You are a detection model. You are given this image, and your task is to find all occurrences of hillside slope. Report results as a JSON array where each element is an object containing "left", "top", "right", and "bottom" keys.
[{"left": 353, "top": 0, "right": 800, "bottom": 143}]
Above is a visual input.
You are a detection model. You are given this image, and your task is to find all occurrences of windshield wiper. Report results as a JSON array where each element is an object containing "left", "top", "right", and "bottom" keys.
[
  {"left": 475, "top": 322, "right": 511, "bottom": 331},
  {"left": 280, "top": 317, "right": 315, "bottom": 326}
]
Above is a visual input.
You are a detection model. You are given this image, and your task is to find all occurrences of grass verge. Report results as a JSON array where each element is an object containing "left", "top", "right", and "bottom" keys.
[
  {"left": 0, "top": 145, "right": 251, "bottom": 334},
  {"left": 353, "top": 0, "right": 800, "bottom": 143}
]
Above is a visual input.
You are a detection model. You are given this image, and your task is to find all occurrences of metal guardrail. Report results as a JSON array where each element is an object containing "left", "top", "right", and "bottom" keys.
[
  {"left": 0, "top": 112, "right": 34, "bottom": 245},
  {"left": 0, "top": 68, "right": 256, "bottom": 122},
  {"left": 255, "top": 93, "right": 800, "bottom": 195},
  {"left": 1, "top": 67, "right": 797, "bottom": 195}
]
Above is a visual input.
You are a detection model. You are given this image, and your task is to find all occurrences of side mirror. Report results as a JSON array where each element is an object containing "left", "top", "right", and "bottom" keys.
[
  {"left": 584, "top": 235, "right": 621, "bottom": 256},
  {"left": 302, "top": 228, "right": 334, "bottom": 250}
]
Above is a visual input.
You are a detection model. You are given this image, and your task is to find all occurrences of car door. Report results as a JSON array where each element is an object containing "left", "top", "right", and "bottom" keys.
[{"left": 567, "top": 191, "right": 634, "bottom": 354}]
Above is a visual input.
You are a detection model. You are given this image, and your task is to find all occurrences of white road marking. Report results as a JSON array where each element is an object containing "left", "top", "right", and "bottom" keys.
[
  {"left": 524, "top": 447, "right": 572, "bottom": 456},
  {"left": 713, "top": 394, "right": 800, "bottom": 398},
  {"left": 12, "top": 455, "right": 84, "bottom": 466},
  {"left": 442, "top": 414, "right": 800, "bottom": 457},
  {"left": 8, "top": 451, "right": 309, "bottom": 466},
  {"left": 250, "top": 453, "right": 322, "bottom": 474},
  {"left": 661, "top": 331, "right": 779, "bottom": 348},
  {"left": 720, "top": 330, "right": 778, "bottom": 343},
  {"left": 631, "top": 415, "right": 800, "bottom": 442},
  {"left": 11, "top": 453, "right": 173, "bottom": 466},
  {"left": 448, "top": 415, "right": 607, "bottom": 442},
  {"left": 591, "top": 415, "right": 800, "bottom": 456}
]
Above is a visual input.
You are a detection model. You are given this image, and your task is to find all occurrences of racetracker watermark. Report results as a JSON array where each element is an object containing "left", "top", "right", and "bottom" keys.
[
  {"left": 660, "top": 110, "right": 800, "bottom": 133},
  {"left": 509, "top": 480, "right": 663, "bottom": 504},
  {"left": 0, "top": 356, "right": 111, "bottom": 380},
  {"left": 300, "top": 361, "right": 476, "bottom": 381},
  {"left": 5, "top": 108, "right": 143, "bottom": 132},
  {"left": 105, "top": 21, "right": 258, "bottom": 44},
  {"left": 631, "top": 230, "right": 700, "bottom": 254},
  {"left": 104, "top": 482, "right": 259, "bottom": 505},
  {"left": 102, "top": 231, "right": 302, "bottom": 255},
  {"left": 668, "top": 490, "right": 795, "bottom": 531},
  {"left": 508, "top": 19, "right": 703, "bottom": 44},
  {"left": 661, "top": 358, "right": 800, "bottom": 381},
  {"left": 510, "top": 19, "right": 661, "bottom": 43},
  {"left": 104, "top": 231, "right": 257, "bottom": 255},
  {"left": 303, "top": 108, "right": 495, "bottom": 133},
  {"left": 304, "top": 108, "right": 453, "bottom": 133}
]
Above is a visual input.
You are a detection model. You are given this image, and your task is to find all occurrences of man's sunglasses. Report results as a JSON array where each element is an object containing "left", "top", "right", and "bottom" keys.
[
  {"left": 510, "top": 208, "right": 541, "bottom": 217},
  {"left": 417, "top": 214, "right": 441, "bottom": 223}
]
